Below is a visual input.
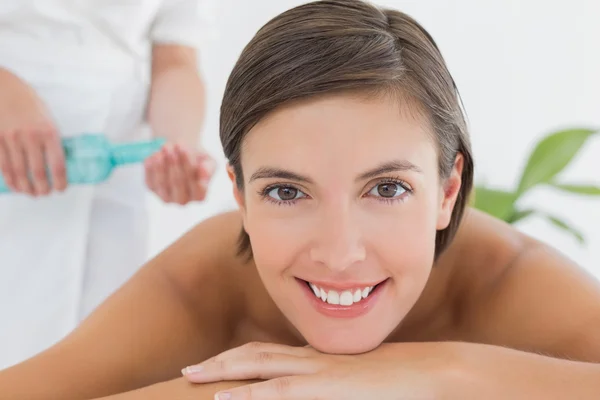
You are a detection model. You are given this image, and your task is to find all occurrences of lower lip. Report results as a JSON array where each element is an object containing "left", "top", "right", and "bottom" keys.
[{"left": 298, "top": 278, "right": 387, "bottom": 319}]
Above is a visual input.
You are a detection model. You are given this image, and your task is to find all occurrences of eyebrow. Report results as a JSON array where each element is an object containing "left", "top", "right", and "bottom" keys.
[
  {"left": 248, "top": 159, "right": 422, "bottom": 184},
  {"left": 357, "top": 160, "right": 423, "bottom": 181},
  {"left": 249, "top": 167, "right": 314, "bottom": 184}
]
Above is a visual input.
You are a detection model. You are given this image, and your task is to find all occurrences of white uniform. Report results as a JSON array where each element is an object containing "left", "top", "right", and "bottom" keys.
[{"left": 0, "top": 0, "right": 203, "bottom": 369}]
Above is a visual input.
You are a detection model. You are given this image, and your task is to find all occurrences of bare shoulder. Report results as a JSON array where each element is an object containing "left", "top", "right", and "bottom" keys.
[
  {"left": 154, "top": 211, "right": 294, "bottom": 346},
  {"left": 452, "top": 209, "right": 600, "bottom": 361},
  {"left": 153, "top": 210, "right": 247, "bottom": 278},
  {"left": 149, "top": 210, "right": 253, "bottom": 320}
]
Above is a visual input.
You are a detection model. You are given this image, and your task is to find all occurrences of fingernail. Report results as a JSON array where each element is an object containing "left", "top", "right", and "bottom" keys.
[
  {"left": 181, "top": 365, "right": 203, "bottom": 376},
  {"left": 215, "top": 392, "right": 231, "bottom": 400}
]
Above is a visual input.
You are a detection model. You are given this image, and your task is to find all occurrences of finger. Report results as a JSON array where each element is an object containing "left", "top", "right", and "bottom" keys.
[
  {"left": 144, "top": 156, "right": 156, "bottom": 191},
  {"left": 184, "top": 342, "right": 316, "bottom": 383},
  {"left": 175, "top": 144, "right": 201, "bottom": 201},
  {"left": 0, "top": 135, "right": 17, "bottom": 190},
  {"left": 5, "top": 130, "right": 33, "bottom": 194},
  {"left": 144, "top": 154, "right": 168, "bottom": 201},
  {"left": 201, "top": 342, "right": 313, "bottom": 366},
  {"left": 185, "top": 352, "right": 317, "bottom": 383},
  {"left": 166, "top": 144, "right": 189, "bottom": 205},
  {"left": 194, "top": 179, "right": 209, "bottom": 201},
  {"left": 196, "top": 152, "right": 216, "bottom": 181},
  {"left": 42, "top": 130, "right": 66, "bottom": 191},
  {"left": 190, "top": 160, "right": 209, "bottom": 201},
  {"left": 152, "top": 149, "right": 171, "bottom": 201},
  {"left": 22, "top": 131, "right": 50, "bottom": 195},
  {"left": 214, "top": 375, "right": 326, "bottom": 400}
]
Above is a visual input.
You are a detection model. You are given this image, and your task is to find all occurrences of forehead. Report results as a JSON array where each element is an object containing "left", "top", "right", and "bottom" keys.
[{"left": 242, "top": 94, "right": 437, "bottom": 177}]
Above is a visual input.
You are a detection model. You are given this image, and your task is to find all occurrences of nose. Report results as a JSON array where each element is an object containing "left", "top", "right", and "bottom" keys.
[{"left": 309, "top": 203, "right": 366, "bottom": 271}]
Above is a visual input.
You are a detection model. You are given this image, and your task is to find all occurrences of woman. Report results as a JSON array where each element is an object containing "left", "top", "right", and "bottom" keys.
[
  {"left": 0, "top": 0, "right": 215, "bottom": 368},
  {"left": 1, "top": 0, "right": 600, "bottom": 399}
]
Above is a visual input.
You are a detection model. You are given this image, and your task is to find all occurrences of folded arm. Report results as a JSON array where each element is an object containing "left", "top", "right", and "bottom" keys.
[
  {"left": 0, "top": 213, "right": 244, "bottom": 400},
  {"left": 450, "top": 244, "right": 600, "bottom": 398}
]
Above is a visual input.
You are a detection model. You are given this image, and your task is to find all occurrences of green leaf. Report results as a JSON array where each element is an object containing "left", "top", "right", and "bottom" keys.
[
  {"left": 472, "top": 186, "right": 517, "bottom": 221},
  {"left": 549, "top": 183, "right": 600, "bottom": 196},
  {"left": 516, "top": 128, "right": 597, "bottom": 195},
  {"left": 506, "top": 208, "right": 535, "bottom": 224},
  {"left": 543, "top": 214, "right": 585, "bottom": 244}
]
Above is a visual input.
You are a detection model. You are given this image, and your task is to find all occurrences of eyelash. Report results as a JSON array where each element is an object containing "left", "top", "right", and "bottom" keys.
[{"left": 258, "top": 176, "right": 413, "bottom": 206}]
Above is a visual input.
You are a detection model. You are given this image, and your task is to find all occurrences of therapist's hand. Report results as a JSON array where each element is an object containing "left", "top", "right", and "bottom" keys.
[
  {"left": 144, "top": 142, "right": 216, "bottom": 205},
  {"left": 0, "top": 68, "right": 67, "bottom": 196}
]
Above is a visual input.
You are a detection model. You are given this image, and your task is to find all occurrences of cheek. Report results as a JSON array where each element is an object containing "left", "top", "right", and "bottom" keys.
[
  {"left": 243, "top": 201, "right": 306, "bottom": 278},
  {"left": 367, "top": 194, "right": 438, "bottom": 278}
]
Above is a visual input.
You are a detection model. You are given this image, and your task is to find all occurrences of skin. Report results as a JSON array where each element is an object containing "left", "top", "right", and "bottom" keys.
[
  {"left": 0, "top": 94, "right": 599, "bottom": 399},
  {"left": 0, "top": 67, "right": 66, "bottom": 195},
  {"left": 0, "top": 44, "right": 215, "bottom": 204},
  {"left": 234, "top": 94, "right": 461, "bottom": 354},
  {"left": 145, "top": 44, "right": 216, "bottom": 205}
]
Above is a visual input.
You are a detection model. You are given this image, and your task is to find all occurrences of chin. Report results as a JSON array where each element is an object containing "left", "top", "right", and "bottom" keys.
[
  {"left": 312, "top": 338, "right": 384, "bottom": 355},
  {"left": 301, "top": 326, "right": 392, "bottom": 355}
]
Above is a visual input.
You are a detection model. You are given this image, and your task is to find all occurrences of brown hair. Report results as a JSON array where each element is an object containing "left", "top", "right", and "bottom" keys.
[{"left": 220, "top": 0, "right": 474, "bottom": 260}]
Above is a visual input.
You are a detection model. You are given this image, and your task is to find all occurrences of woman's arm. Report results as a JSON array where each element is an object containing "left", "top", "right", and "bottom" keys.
[
  {"left": 439, "top": 342, "right": 600, "bottom": 399},
  {"left": 171, "top": 240, "right": 600, "bottom": 399},
  {"left": 0, "top": 212, "right": 244, "bottom": 400},
  {"left": 96, "top": 378, "right": 261, "bottom": 400},
  {"left": 452, "top": 242, "right": 600, "bottom": 397}
]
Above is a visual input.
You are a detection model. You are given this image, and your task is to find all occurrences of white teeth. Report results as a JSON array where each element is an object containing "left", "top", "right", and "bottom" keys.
[
  {"left": 361, "top": 287, "right": 371, "bottom": 299},
  {"left": 308, "top": 282, "right": 377, "bottom": 306},
  {"left": 339, "top": 291, "right": 354, "bottom": 306},
  {"left": 310, "top": 283, "right": 320, "bottom": 297},
  {"left": 327, "top": 290, "right": 340, "bottom": 305}
]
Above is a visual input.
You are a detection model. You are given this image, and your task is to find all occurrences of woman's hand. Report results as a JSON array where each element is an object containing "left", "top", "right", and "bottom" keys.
[
  {"left": 144, "top": 142, "right": 216, "bottom": 205},
  {"left": 0, "top": 68, "right": 67, "bottom": 195},
  {"left": 181, "top": 341, "right": 460, "bottom": 400}
]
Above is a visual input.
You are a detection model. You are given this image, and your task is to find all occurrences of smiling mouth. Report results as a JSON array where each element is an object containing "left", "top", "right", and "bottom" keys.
[{"left": 299, "top": 279, "right": 387, "bottom": 306}]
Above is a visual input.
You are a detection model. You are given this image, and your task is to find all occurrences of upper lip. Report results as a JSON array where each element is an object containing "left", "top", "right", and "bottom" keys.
[{"left": 297, "top": 277, "right": 387, "bottom": 291}]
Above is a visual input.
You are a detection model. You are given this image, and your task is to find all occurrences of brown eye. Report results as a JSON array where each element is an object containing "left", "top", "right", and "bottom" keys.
[
  {"left": 267, "top": 186, "right": 305, "bottom": 201},
  {"left": 377, "top": 183, "right": 399, "bottom": 197},
  {"left": 368, "top": 182, "right": 406, "bottom": 199},
  {"left": 278, "top": 187, "right": 297, "bottom": 200}
]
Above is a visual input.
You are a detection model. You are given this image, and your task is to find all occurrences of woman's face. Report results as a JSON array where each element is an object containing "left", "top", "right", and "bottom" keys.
[{"left": 231, "top": 94, "right": 461, "bottom": 354}]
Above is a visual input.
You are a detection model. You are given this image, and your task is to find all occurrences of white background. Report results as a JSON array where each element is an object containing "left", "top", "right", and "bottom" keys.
[{"left": 149, "top": 0, "right": 600, "bottom": 276}]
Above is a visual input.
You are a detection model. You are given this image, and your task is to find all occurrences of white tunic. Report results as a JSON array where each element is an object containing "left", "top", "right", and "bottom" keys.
[{"left": 0, "top": 0, "right": 204, "bottom": 369}]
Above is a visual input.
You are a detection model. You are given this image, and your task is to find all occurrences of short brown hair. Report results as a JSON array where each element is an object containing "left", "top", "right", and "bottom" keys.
[{"left": 220, "top": 0, "right": 474, "bottom": 260}]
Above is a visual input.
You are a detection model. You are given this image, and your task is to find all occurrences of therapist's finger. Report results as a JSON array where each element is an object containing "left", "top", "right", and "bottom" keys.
[
  {"left": 166, "top": 145, "right": 189, "bottom": 205},
  {"left": 197, "top": 153, "right": 216, "bottom": 200},
  {"left": 176, "top": 144, "right": 202, "bottom": 201},
  {"left": 22, "top": 130, "right": 50, "bottom": 195},
  {"left": 144, "top": 154, "right": 160, "bottom": 195},
  {"left": 197, "top": 152, "right": 216, "bottom": 180},
  {"left": 0, "top": 134, "right": 17, "bottom": 190},
  {"left": 42, "top": 129, "right": 66, "bottom": 191},
  {"left": 149, "top": 151, "right": 170, "bottom": 201},
  {"left": 5, "top": 130, "right": 33, "bottom": 194}
]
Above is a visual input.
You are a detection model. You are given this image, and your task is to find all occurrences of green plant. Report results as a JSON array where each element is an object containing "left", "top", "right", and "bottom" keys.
[{"left": 472, "top": 128, "right": 600, "bottom": 244}]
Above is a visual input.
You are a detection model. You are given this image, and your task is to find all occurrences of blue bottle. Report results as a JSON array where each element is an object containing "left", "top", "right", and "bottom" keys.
[{"left": 0, "top": 134, "right": 165, "bottom": 194}]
